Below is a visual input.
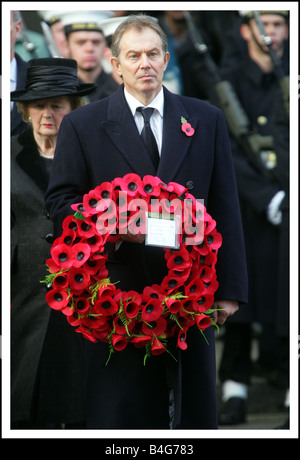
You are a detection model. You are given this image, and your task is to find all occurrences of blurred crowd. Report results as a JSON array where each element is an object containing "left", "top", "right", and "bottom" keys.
[{"left": 10, "top": 9, "right": 290, "bottom": 429}]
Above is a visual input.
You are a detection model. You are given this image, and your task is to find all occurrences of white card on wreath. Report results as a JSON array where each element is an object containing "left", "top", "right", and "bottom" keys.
[{"left": 145, "top": 212, "right": 181, "bottom": 249}]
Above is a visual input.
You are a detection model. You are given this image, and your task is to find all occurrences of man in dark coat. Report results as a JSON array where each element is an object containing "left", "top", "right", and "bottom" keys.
[
  {"left": 10, "top": 11, "right": 28, "bottom": 136},
  {"left": 45, "top": 15, "right": 247, "bottom": 430}
]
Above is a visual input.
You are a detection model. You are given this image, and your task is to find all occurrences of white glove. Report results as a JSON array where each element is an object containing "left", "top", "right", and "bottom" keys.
[{"left": 267, "top": 190, "right": 285, "bottom": 225}]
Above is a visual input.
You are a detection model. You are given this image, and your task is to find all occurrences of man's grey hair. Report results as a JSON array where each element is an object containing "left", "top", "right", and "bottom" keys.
[
  {"left": 111, "top": 14, "right": 168, "bottom": 59},
  {"left": 12, "top": 11, "right": 22, "bottom": 23}
]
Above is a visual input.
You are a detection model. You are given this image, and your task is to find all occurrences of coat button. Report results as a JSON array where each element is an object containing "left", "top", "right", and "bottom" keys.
[
  {"left": 186, "top": 181, "right": 194, "bottom": 190},
  {"left": 45, "top": 233, "right": 54, "bottom": 244}
]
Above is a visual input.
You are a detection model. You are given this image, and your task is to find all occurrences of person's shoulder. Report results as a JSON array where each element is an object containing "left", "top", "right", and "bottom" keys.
[
  {"left": 175, "top": 92, "right": 222, "bottom": 118},
  {"left": 67, "top": 97, "right": 110, "bottom": 122},
  {"left": 165, "top": 87, "right": 220, "bottom": 115}
]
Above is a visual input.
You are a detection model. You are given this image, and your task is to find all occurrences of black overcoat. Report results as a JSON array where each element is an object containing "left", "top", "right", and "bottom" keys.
[
  {"left": 45, "top": 85, "right": 248, "bottom": 429},
  {"left": 11, "top": 128, "right": 86, "bottom": 426}
]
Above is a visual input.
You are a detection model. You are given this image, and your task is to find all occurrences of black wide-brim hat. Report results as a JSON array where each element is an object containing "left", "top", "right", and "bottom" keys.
[{"left": 11, "top": 58, "right": 96, "bottom": 102}]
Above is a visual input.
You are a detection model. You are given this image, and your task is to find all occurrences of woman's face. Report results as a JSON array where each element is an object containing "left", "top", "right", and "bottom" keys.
[{"left": 27, "top": 97, "right": 72, "bottom": 137}]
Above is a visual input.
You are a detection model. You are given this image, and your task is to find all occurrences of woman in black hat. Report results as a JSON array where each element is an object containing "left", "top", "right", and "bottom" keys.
[{"left": 11, "top": 58, "right": 95, "bottom": 428}]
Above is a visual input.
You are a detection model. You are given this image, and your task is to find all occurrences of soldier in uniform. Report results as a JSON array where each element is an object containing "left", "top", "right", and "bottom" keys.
[{"left": 217, "top": 11, "right": 289, "bottom": 425}]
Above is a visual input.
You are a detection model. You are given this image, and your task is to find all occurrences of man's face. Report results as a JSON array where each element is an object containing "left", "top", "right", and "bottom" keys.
[
  {"left": 67, "top": 30, "right": 106, "bottom": 71},
  {"left": 249, "top": 14, "right": 288, "bottom": 55},
  {"left": 112, "top": 27, "right": 169, "bottom": 104}
]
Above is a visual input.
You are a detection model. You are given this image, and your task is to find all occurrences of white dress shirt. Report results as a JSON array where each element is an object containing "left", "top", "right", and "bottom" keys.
[
  {"left": 11, "top": 56, "right": 17, "bottom": 110},
  {"left": 124, "top": 87, "right": 164, "bottom": 155}
]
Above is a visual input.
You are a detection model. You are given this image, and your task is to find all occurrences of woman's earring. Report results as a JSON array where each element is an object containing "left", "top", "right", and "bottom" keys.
[{"left": 28, "top": 116, "right": 32, "bottom": 122}]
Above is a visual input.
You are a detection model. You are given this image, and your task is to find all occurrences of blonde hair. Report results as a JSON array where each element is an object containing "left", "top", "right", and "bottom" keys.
[{"left": 17, "top": 95, "right": 84, "bottom": 123}]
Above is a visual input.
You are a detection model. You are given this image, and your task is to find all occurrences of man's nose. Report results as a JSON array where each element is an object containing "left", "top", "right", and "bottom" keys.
[{"left": 140, "top": 53, "right": 151, "bottom": 68}]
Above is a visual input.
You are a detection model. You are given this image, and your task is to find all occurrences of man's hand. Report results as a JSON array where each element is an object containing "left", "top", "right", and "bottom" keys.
[
  {"left": 212, "top": 299, "right": 239, "bottom": 326},
  {"left": 120, "top": 231, "right": 145, "bottom": 244}
]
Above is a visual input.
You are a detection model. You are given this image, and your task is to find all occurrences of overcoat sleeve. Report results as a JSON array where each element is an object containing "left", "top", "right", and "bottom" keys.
[
  {"left": 45, "top": 114, "right": 91, "bottom": 232},
  {"left": 206, "top": 110, "right": 248, "bottom": 304}
]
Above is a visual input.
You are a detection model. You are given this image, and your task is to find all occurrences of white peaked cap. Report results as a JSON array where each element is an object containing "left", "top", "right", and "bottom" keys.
[
  {"left": 59, "top": 10, "right": 114, "bottom": 27},
  {"left": 37, "top": 10, "right": 69, "bottom": 22},
  {"left": 98, "top": 16, "right": 130, "bottom": 37}
]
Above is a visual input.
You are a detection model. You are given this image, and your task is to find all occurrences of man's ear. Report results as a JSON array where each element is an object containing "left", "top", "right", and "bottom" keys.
[
  {"left": 111, "top": 56, "right": 122, "bottom": 77},
  {"left": 240, "top": 23, "right": 251, "bottom": 42}
]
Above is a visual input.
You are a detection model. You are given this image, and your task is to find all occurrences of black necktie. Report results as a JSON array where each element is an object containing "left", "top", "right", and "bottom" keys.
[{"left": 137, "top": 107, "right": 160, "bottom": 169}]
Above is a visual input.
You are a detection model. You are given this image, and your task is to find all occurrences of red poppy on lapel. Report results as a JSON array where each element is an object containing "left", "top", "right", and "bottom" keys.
[{"left": 181, "top": 116, "right": 195, "bottom": 137}]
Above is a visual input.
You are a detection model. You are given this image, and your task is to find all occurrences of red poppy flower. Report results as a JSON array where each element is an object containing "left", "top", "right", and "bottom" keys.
[
  {"left": 164, "top": 181, "right": 188, "bottom": 197},
  {"left": 67, "top": 267, "right": 90, "bottom": 292},
  {"left": 74, "top": 297, "right": 90, "bottom": 315},
  {"left": 75, "top": 325, "right": 98, "bottom": 343},
  {"left": 151, "top": 338, "right": 166, "bottom": 355},
  {"left": 177, "top": 329, "right": 188, "bottom": 350},
  {"left": 131, "top": 335, "right": 152, "bottom": 348},
  {"left": 82, "top": 313, "right": 107, "bottom": 329},
  {"left": 184, "top": 278, "right": 204, "bottom": 299},
  {"left": 51, "top": 243, "right": 74, "bottom": 269},
  {"left": 62, "top": 215, "right": 80, "bottom": 235},
  {"left": 54, "top": 228, "right": 77, "bottom": 247},
  {"left": 113, "top": 316, "right": 135, "bottom": 335},
  {"left": 181, "top": 122, "right": 194, "bottom": 137},
  {"left": 195, "top": 314, "right": 211, "bottom": 330},
  {"left": 95, "top": 202, "right": 118, "bottom": 236},
  {"left": 67, "top": 311, "right": 83, "bottom": 327},
  {"left": 96, "top": 182, "right": 114, "bottom": 202},
  {"left": 52, "top": 273, "right": 69, "bottom": 289},
  {"left": 45, "top": 257, "right": 61, "bottom": 274},
  {"left": 143, "top": 284, "right": 166, "bottom": 302},
  {"left": 72, "top": 242, "right": 91, "bottom": 268},
  {"left": 46, "top": 288, "right": 70, "bottom": 310},
  {"left": 141, "top": 175, "right": 162, "bottom": 197},
  {"left": 165, "top": 297, "right": 182, "bottom": 314},
  {"left": 93, "top": 296, "right": 119, "bottom": 316},
  {"left": 111, "top": 333, "right": 128, "bottom": 351},
  {"left": 98, "top": 283, "right": 116, "bottom": 298},
  {"left": 76, "top": 216, "right": 97, "bottom": 238},
  {"left": 71, "top": 202, "right": 86, "bottom": 214},
  {"left": 84, "top": 233, "right": 106, "bottom": 253},
  {"left": 82, "top": 185, "right": 111, "bottom": 216},
  {"left": 92, "top": 323, "right": 111, "bottom": 341},
  {"left": 205, "top": 229, "right": 222, "bottom": 250},
  {"left": 148, "top": 191, "right": 170, "bottom": 214},
  {"left": 165, "top": 246, "right": 191, "bottom": 272},
  {"left": 92, "top": 265, "right": 109, "bottom": 281},
  {"left": 114, "top": 173, "right": 143, "bottom": 197},
  {"left": 142, "top": 298, "right": 164, "bottom": 322},
  {"left": 161, "top": 273, "right": 183, "bottom": 294},
  {"left": 142, "top": 316, "right": 167, "bottom": 337},
  {"left": 192, "top": 294, "right": 214, "bottom": 313},
  {"left": 202, "top": 278, "right": 219, "bottom": 295},
  {"left": 121, "top": 290, "right": 141, "bottom": 318}
]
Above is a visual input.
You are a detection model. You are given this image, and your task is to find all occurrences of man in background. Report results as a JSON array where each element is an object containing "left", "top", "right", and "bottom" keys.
[
  {"left": 10, "top": 11, "right": 27, "bottom": 136},
  {"left": 61, "top": 12, "right": 119, "bottom": 102}
]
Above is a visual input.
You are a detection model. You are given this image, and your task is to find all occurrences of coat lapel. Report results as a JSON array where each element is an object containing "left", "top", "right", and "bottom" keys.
[
  {"left": 100, "top": 86, "right": 157, "bottom": 176},
  {"left": 14, "top": 128, "right": 51, "bottom": 193},
  {"left": 157, "top": 87, "right": 197, "bottom": 182},
  {"left": 100, "top": 85, "right": 197, "bottom": 181}
]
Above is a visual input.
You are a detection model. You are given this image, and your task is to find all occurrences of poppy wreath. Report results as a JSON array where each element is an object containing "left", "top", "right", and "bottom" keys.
[{"left": 43, "top": 173, "right": 222, "bottom": 364}]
